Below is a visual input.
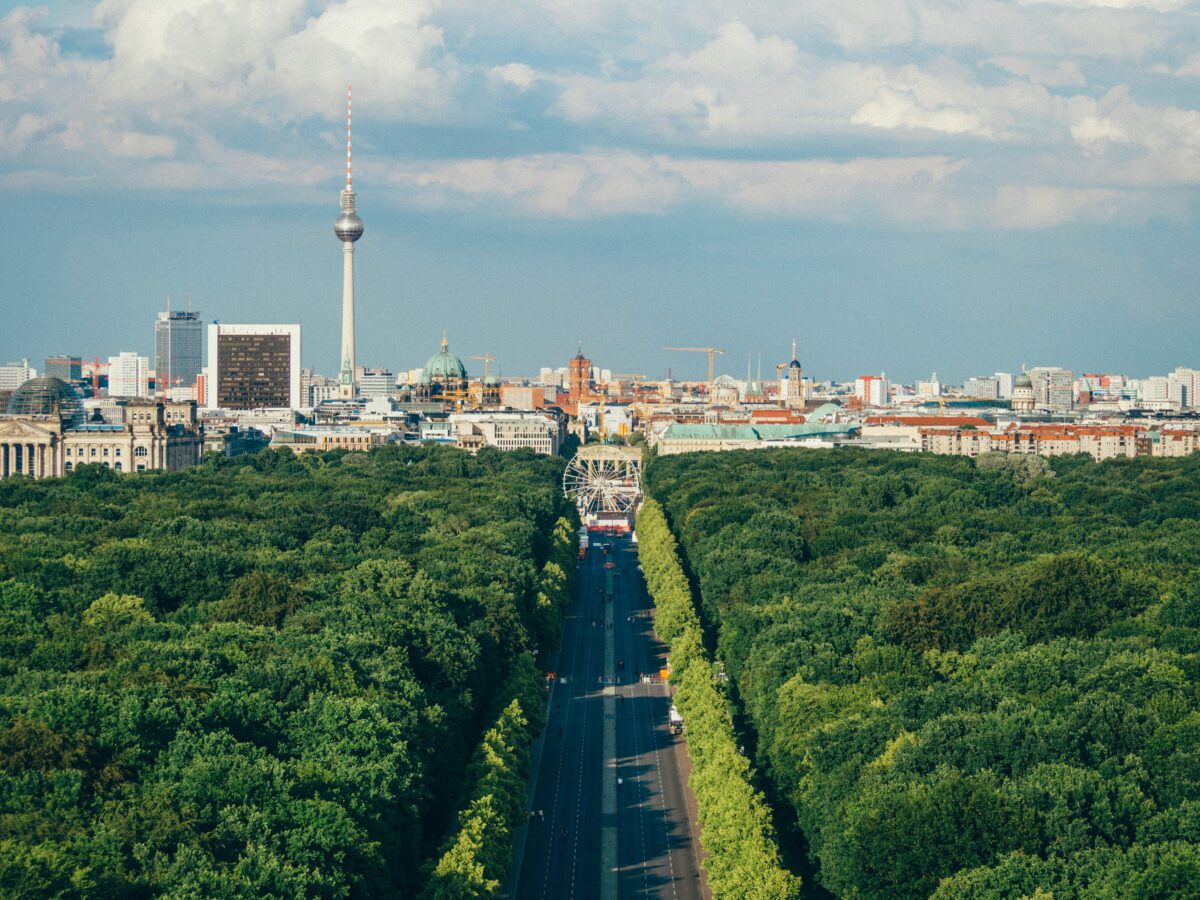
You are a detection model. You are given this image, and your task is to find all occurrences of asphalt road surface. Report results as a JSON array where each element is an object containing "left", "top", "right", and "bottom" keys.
[{"left": 514, "top": 533, "right": 707, "bottom": 899}]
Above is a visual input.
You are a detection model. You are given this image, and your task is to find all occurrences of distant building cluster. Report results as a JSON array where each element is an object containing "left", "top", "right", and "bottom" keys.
[{"left": 6, "top": 100, "right": 1200, "bottom": 479}]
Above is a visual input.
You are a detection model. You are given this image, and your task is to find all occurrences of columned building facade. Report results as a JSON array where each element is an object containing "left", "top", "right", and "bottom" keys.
[
  {"left": 0, "top": 377, "right": 203, "bottom": 480},
  {"left": 0, "top": 420, "right": 61, "bottom": 477}
]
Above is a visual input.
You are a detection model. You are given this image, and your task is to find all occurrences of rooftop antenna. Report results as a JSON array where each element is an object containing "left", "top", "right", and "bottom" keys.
[{"left": 346, "top": 83, "right": 353, "bottom": 192}]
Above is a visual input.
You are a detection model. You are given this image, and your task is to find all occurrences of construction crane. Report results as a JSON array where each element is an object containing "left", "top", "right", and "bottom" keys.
[
  {"left": 663, "top": 347, "right": 725, "bottom": 386},
  {"left": 469, "top": 353, "right": 495, "bottom": 377}
]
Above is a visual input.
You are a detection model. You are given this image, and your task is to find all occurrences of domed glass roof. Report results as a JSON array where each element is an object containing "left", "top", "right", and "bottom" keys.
[
  {"left": 421, "top": 335, "right": 468, "bottom": 384},
  {"left": 6, "top": 376, "right": 85, "bottom": 427}
]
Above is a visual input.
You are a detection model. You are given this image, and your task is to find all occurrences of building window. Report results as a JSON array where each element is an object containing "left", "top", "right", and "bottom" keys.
[
  {"left": 114, "top": 462, "right": 122, "bottom": 472},
  {"left": 136, "top": 464, "right": 146, "bottom": 472},
  {"left": 90, "top": 447, "right": 96, "bottom": 456},
  {"left": 65, "top": 463, "right": 73, "bottom": 472},
  {"left": 103, "top": 447, "right": 109, "bottom": 456},
  {"left": 135, "top": 446, "right": 148, "bottom": 458}
]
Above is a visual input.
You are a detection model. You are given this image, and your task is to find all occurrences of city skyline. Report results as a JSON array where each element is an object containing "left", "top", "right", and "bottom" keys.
[{"left": 2, "top": 1, "right": 1199, "bottom": 383}]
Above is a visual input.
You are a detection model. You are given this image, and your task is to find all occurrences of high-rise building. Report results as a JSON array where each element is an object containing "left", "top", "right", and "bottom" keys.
[
  {"left": 206, "top": 324, "right": 301, "bottom": 410},
  {"left": 856, "top": 374, "right": 890, "bottom": 407},
  {"left": 994, "top": 372, "right": 1014, "bottom": 400},
  {"left": 333, "top": 85, "right": 364, "bottom": 400},
  {"left": 963, "top": 376, "right": 1000, "bottom": 400},
  {"left": 1142, "top": 375, "right": 1188, "bottom": 409},
  {"left": 1173, "top": 367, "right": 1200, "bottom": 408},
  {"left": 1029, "top": 367, "right": 1073, "bottom": 414},
  {"left": 0, "top": 360, "right": 36, "bottom": 391},
  {"left": 44, "top": 356, "right": 82, "bottom": 381},
  {"left": 155, "top": 309, "right": 203, "bottom": 395},
  {"left": 107, "top": 352, "right": 149, "bottom": 398}
]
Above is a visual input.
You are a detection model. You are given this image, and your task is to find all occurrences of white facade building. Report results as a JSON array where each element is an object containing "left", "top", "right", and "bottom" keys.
[
  {"left": 963, "top": 376, "right": 1000, "bottom": 400},
  {"left": 856, "top": 374, "right": 890, "bottom": 407},
  {"left": 576, "top": 403, "right": 634, "bottom": 438},
  {"left": 0, "top": 360, "right": 36, "bottom": 391},
  {"left": 358, "top": 370, "right": 395, "bottom": 400},
  {"left": 107, "top": 352, "right": 149, "bottom": 398},
  {"left": 1172, "top": 368, "right": 1200, "bottom": 408},
  {"left": 449, "top": 411, "right": 562, "bottom": 454}
]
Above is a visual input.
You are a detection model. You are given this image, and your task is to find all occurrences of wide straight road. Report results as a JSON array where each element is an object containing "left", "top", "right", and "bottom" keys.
[{"left": 513, "top": 533, "right": 706, "bottom": 899}]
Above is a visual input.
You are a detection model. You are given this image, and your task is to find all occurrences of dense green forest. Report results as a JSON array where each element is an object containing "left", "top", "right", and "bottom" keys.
[
  {"left": 0, "top": 446, "right": 574, "bottom": 898},
  {"left": 647, "top": 449, "right": 1200, "bottom": 899}
]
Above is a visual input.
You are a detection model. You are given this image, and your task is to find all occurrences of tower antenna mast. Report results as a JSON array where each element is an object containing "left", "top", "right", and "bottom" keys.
[{"left": 334, "top": 84, "right": 364, "bottom": 399}]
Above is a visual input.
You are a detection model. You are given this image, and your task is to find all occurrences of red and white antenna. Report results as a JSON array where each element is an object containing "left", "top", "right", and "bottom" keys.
[{"left": 346, "top": 84, "right": 353, "bottom": 191}]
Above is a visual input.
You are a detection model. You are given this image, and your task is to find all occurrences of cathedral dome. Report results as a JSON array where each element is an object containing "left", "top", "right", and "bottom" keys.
[
  {"left": 420, "top": 335, "right": 468, "bottom": 384},
  {"left": 1014, "top": 373, "right": 1033, "bottom": 389},
  {"left": 6, "top": 377, "right": 85, "bottom": 427}
]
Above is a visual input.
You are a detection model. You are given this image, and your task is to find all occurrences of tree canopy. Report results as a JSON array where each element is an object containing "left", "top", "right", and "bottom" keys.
[
  {"left": 647, "top": 448, "right": 1200, "bottom": 899},
  {"left": 0, "top": 446, "right": 573, "bottom": 898}
]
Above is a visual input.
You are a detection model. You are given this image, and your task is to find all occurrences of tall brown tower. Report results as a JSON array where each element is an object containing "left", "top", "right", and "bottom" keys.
[{"left": 569, "top": 346, "right": 592, "bottom": 401}]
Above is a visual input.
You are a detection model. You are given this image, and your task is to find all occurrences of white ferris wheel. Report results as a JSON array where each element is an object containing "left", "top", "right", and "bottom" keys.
[{"left": 562, "top": 445, "right": 643, "bottom": 516}]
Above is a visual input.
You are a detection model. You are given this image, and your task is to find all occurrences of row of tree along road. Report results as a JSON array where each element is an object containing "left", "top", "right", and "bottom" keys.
[{"left": 636, "top": 499, "right": 802, "bottom": 899}]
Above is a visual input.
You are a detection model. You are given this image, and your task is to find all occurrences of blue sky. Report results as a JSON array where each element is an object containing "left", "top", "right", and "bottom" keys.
[{"left": 1, "top": 0, "right": 1198, "bottom": 384}]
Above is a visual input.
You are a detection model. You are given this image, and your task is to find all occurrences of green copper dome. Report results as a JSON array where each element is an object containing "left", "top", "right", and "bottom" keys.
[{"left": 419, "top": 334, "right": 468, "bottom": 384}]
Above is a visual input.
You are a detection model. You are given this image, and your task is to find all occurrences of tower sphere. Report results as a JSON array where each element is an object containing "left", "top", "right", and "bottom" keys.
[{"left": 335, "top": 209, "right": 363, "bottom": 243}]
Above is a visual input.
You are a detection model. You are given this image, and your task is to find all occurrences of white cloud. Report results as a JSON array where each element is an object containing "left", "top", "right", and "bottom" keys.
[
  {"left": 852, "top": 86, "right": 992, "bottom": 137},
  {"left": 1017, "top": 0, "right": 1187, "bottom": 10},
  {"left": 386, "top": 148, "right": 1184, "bottom": 229},
  {"left": 1070, "top": 114, "right": 1128, "bottom": 149},
  {"left": 0, "top": 1, "right": 1197, "bottom": 229},
  {"left": 490, "top": 63, "right": 538, "bottom": 89},
  {"left": 992, "top": 184, "right": 1124, "bottom": 227}
]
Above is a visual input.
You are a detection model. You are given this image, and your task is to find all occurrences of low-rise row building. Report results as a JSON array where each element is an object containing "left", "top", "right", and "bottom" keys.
[{"left": 919, "top": 424, "right": 1143, "bottom": 461}]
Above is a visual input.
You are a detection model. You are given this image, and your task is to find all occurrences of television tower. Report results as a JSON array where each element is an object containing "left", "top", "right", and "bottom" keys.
[{"left": 334, "top": 84, "right": 364, "bottom": 399}]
